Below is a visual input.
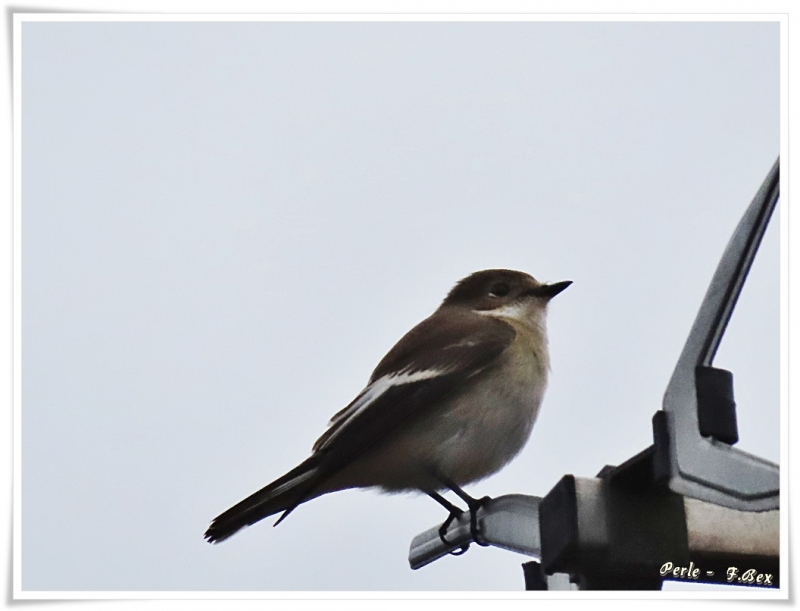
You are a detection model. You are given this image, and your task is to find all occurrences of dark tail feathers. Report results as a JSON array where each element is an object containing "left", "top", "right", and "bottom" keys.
[{"left": 204, "top": 456, "right": 323, "bottom": 543}]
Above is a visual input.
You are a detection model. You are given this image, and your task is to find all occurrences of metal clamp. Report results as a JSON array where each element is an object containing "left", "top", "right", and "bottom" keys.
[
  {"left": 408, "top": 494, "right": 542, "bottom": 570},
  {"left": 660, "top": 158, "right": 780, "bottom": 511}
]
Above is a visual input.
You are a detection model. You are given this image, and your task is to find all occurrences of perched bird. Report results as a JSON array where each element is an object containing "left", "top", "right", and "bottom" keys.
[{"left": 205, "top": 269, "right": 571, "bottom": 545}]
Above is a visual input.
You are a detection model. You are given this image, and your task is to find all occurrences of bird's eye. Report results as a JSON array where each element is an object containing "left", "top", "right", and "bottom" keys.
[{"left": 489, "top": 283, "right": 510, "bottom": 297}]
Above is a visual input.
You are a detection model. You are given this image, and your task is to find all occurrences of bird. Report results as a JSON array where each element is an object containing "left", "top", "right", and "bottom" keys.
[{"left": 204, "top": 269, "right": 571, "bottom": 546}]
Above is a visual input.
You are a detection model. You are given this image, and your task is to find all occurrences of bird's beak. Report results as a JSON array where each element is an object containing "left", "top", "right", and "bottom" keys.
[{"left": 538, "top": 280, "right": 572, "bottom": 299}]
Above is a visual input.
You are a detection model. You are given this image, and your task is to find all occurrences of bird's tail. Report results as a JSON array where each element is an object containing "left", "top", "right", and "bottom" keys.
[{"left": 204, "top": 455, "right": 324, "bottom": 544}]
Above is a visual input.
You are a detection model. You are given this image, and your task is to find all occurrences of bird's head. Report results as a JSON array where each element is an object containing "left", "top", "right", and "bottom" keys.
[{"left": 440, "top": 269, "right": 571, "bottom": 322}]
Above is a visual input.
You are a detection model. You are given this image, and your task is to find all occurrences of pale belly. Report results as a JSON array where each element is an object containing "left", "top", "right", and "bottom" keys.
[{"left": 424, "top": 364, "right": 546, "bottom": 486}]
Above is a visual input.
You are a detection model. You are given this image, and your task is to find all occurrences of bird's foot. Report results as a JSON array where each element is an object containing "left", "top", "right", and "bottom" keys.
[
  {"left": 438, "top": 508, "right": 470, "bottom": 556},
  {"left": 427, "top": 489, "right": 470, "bottom": 555},
  {"left": 426, "top": 480, "right": 492, "bottom": 551},
  {"left": 465, "top": 495, "right": 492, "bottom": 547},
  {"left": 434, "top": 473, "right": 493, "bottom": 547}
]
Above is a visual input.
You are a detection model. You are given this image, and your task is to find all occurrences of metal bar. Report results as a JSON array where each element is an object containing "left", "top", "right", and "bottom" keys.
[
  {"left": 684, "top": 497, "right": 778, "bottom": 557},
  {"left": 408, "top": 494, "right": 542, "bottom": 570},
  {"left": 540, "top": 477, "right": 779, "bottom": 589},
  {"left": 662, "top": 158, "right": 780, "bottom": 510}
]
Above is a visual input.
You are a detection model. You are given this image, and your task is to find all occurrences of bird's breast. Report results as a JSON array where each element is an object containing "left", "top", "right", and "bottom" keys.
[
  {"left": 428, "top": 336, "right": 548, "bottom": 486},
  {"left": 387, "top": 319, "right": 550, "bottom": 489}
]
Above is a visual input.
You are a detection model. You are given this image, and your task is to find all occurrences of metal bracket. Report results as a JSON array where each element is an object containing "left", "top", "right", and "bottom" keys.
[
  {"left": 538, "top": 476, "right": 779, "bottom": 589},
  {"left": 660, "top": 158, "right": 780, "bottom": 511},
  {"left": 406, "top": 159, "right": 781, "bottom": 583},
  {"left": 408, "top": 494, "right": 542, "bottom": 570}
]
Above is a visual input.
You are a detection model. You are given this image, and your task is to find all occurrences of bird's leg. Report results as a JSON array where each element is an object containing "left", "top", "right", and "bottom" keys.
[
  {"left": 431, "top": 474, "right": 492, "bottom": 547},
  {"left": 425, "top": 491, "right": 470, "bottom": 556}
]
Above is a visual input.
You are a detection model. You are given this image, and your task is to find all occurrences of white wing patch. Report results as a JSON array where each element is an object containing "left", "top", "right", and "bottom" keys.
[
  {"left": 442, "top": 339, "right": 480, "bottom": 349},
  {"left": 319, "top": 369, "right": 447, "bottom": 449}
]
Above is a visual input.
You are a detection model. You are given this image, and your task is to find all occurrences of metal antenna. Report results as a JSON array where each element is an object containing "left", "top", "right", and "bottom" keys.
[
  {"left": 661, "top": 158, "right": 779, "bottom": 511},
  {"left": 408, "top": 159, "right": 780, "bottom": 589}
]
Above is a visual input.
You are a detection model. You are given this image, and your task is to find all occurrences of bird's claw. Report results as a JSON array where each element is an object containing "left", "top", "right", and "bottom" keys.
[
  {"left": 427, "top": 477, "right": 492, "bottom": 554},
  {"left": 437, "top": 495, "right": 492, "bottom": 554},
  {"left": 438, "top": 508, "right": 470, "bottom": 555},
  {"left": 467, "top": 495, "right": 492, "bottom": 547}
]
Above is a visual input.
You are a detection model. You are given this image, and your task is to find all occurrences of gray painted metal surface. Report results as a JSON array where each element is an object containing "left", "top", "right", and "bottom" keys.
[
  {"left": 408, "top": 494, "right": 542, "bottom": 570},
  {"left": 662, "top": 159, "right": 780, "bottom": 511}
]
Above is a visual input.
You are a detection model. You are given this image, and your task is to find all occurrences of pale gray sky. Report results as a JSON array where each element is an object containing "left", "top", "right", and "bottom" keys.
[{"left": 20, "top": 19, "right": 779, "bottom": 591}]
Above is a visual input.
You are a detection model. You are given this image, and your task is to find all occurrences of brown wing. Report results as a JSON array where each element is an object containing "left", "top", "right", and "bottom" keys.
[{"left": 311, "top": 309, "right": 516, "bottom": 468}]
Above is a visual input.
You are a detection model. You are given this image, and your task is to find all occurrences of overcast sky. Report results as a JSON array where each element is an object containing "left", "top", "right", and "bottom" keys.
[{"left": 19, "top": 18, "right": 779, "bottom": 592}]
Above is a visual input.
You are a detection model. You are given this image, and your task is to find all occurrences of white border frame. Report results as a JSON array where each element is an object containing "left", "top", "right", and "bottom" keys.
[{"left": 10, "top": 9, "right": 791, "bottom": 602}]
